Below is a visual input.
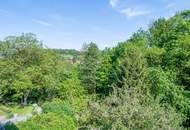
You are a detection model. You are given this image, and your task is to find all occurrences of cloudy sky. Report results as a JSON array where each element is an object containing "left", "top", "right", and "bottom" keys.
[{"left": 0, "top": 0, "right": 189, "bottom": 49}]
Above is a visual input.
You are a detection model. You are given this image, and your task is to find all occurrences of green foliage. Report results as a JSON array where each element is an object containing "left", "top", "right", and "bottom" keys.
[
  {"left": 80, "top": 39, "right": 183, "bottom": 129},
  {"left": 4, "top": 123, "right": 19, "bottom": 130},
  {"left": 53, "top": 49, "right": 80, "bottom": 56},
  {"left": 57, "top": 69, "right": 86, "bottom": 111},
  {"left": 83, "top": 89, "right": 183, "bottom": 130},
  {"left": 148, "top": 68, "right": 190, "bottom": 121},
  {"left": 117, "top": 45, "right": 148, "bottom": 92},
  {"left": 53, "top": 49, "right": 81, "bottom": 64},
  {"left": 1, "top": 10, "right": 190, "bottom": 129},
  {"left": 179, "top": 36, "right": 190, "bottom": 89},
  {"left": 149, "top": 67, "right": 190, "bottom": 101},
  {"left": 79, "top": 42, "right": 101, "bottom": 94},
  {"left": 42, "top": 99, "right": 74, "bottom": 117},
  {"left": 39, "top": 99, "right": 78, "bottom": 130},
  {"left": 145, "top": 46, "right": 165, "bottom": 67},
  {"left": 0, "top": 105, "right": 33, "bottom": 119},
  {"left": 19, "top": 99, "right": 76, "bottom": 130},
  {"left": 128, "top": 28, "right": 148, "bottom": 47},
  {"left": 0, "top": 33, "right": 60, "bottom": 104},
  {"left": 17, "top": 113, "right": 76, "bottom": 130},
  {"left": 0, "top": 33, "right": 85, "bottom": 106},
  {"left": 96, "top": 49, "right": 113, "bottom": 96}
]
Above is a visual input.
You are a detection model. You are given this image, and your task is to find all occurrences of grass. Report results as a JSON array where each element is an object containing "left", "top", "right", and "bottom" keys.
[
  {"left": 0, "top": 105, "right": 12, "bottom": 117},
  {"left": 11, "top": 106, "right": 33, "bottom": 115},
  {"left": 0, "top": 105, "right": 34, "bottom": 119},
  {"left": 0, "top": 109, "right": 7, "bottom": 116}
]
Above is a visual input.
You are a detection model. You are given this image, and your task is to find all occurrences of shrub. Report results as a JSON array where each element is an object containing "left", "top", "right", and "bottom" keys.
[
  {"left": 17, "top": 113, "right": 76, "bottom": 130},
  {"left": 4, "top": 123, "right": 19, "bottom": 130},
  {"left": 42, "top": 99, "right": 74, "bottom": 117},
  {"left": 82, "top": 89, "right": 184, "bottom": 130}
]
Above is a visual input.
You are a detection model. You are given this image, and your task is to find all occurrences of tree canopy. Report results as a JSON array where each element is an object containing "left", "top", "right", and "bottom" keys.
[{"left": 1, "top": 10, "right": 190, "bottom": 130}]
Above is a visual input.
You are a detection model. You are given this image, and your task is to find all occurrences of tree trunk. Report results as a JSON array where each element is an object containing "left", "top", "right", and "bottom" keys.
[
  {"left": 21, "top": 92, "right": 29, "bottom": 106},
  {"left": 23, "top": 95, "right": 27, "bottom": 106}
]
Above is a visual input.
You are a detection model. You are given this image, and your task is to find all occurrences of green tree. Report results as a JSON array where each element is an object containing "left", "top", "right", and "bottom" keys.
[
  {"left": 96, "top": 48, "right": 113, "bottom": 96},
  {"left": 79, "top": 42, "right": 101, "bottom": 94},
  {"left": 0, "top": 33, "right": 68, "bottom": 104},
  {"left": 57, "top": 68, "right": 86, "bottom": 111},
  {"left": 116, "top": 45, "right": 149, "bottom": 97},
  {"left": 0, "top": 33, "right": 45, "bottom": 104}
]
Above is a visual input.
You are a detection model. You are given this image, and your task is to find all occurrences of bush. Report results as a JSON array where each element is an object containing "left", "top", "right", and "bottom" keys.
[
  {"left": 82, "top": 89, "right": 184, "bottom": 130},
  {"left": 17, "top": 113, "right": 76, "bottom": 130},
  {"left": 42, "top": 99, "right": 74, "bottom": 117},
  {"left": 4, "top": 123, "right": 19, "bottom": 130}
]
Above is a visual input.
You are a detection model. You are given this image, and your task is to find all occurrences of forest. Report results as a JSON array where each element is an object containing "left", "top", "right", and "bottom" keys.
[{"left": 0, "top": 10, "right": 190, "bottom": 130}]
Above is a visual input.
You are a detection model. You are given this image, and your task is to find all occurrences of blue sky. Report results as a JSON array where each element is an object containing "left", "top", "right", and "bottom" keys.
[{"left": 0, "top": 0, "right": 189, "bottom": 49}]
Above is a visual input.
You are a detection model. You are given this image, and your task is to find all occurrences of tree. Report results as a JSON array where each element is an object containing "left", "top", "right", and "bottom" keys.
[
  {"left": 116, "top": 45, "right": 149, "bottom": 97},
  {"left": 0, "top": 33, "right": 66, "bottom": 104},
  {"left": 57, "top": 68, "right": 87, "bottom": 111},
  {"left": 0, "top": 33, "right": 45, "bottom": 104},
  {"left": 79, "top": 42, "right": 101, "bottom": 94},
  {"left": 96, "top": 48, "right": 113, "bottom": 96},
  {"left": 146, "top": 11, "right": 190, "bottom": 127}
]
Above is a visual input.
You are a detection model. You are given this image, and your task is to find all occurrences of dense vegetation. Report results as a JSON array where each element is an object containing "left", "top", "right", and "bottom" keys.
[{"left": 1, "top": 10, "right": 190, "bottom": 130}]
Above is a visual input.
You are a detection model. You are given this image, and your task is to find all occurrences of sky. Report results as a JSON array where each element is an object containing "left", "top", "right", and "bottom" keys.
[{"left": 0, "top": 0, "right": 189, "bottom": 50}]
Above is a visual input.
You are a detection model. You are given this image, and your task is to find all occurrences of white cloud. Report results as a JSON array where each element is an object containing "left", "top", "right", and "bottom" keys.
[
  {"left": 120, "top": 8, "right": 151, "bottom": 18},
  {"left": 109, "top": 0, "right": 119, "bottom": 7},
  {"left": 108, "top": 0, "right": 151, "bottom": 18},
  {"left": 33, "top": 19, "right": 53, "bottom": 27}
]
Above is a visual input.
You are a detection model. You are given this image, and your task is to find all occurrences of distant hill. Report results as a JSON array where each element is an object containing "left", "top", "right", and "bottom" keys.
[
  {"left": 53, "top": 49, "right": 80, "bottom": 56},
  {"left": 52, "top": 49, "right": 81, "bottom": 64}
]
